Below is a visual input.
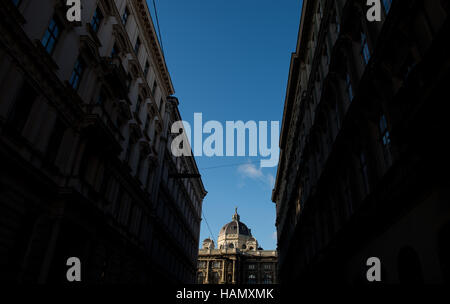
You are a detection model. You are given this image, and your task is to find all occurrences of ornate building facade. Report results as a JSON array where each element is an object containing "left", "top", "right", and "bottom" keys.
[
  {"left": 197, "top": 209, "right": 277, "bottom": 284},
  {"left": 0, "top": 0, "right": 206, "bottom": 283},
  {"left": 272, "top": 0, "right": 450, "bottom": 284}
]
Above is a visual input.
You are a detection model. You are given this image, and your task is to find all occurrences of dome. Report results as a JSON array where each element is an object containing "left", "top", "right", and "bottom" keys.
[
  {"left": 217, "top": 208, "right": 258, "bottom": 251},
  {"left": 218, "top": 208, "right": 252, "bottom": 238},
  {"left": 219, "top": 221, "right": 251, "bottom": 236}
]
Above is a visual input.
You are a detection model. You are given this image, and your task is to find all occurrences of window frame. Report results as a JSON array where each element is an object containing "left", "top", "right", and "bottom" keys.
[{"left": 41, "top": 17, "right": 62, "bottom": 55}]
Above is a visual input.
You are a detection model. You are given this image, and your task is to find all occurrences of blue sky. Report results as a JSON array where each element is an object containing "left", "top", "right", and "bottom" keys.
[{"left": 148, "top": 0, "right": 302, "bottom": 250}]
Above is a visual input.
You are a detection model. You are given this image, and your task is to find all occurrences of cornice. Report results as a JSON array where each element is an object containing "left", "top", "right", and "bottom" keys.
[{"left": 132, "top": 0, "right": 174, "bottom": 96}]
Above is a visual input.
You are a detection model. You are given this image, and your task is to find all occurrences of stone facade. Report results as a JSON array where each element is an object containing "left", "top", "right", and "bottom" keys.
[
  {"left": 272, "top": 0, "right": 450, "bottom": 284},
  {"left": 0, "top": 0, "right": 206, "bottom": 283},
  {"left": 197, "top": 210, "right": 277, "bottom": 284}
]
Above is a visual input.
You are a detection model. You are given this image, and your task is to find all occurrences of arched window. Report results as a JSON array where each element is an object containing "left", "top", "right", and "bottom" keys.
[
  {"left": 242, "top": 244, "right": 247, "bottom": 249},
  {"left": 398, "top": 246, "right": 423, "bottom": 284},
  {"left": 228, "top": 243, "right": 234, "bottom": 249}
]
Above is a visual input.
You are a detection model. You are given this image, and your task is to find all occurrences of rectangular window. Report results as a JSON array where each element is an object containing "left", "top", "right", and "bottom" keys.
[
  {"left": 361, "top": 32, "right": 371, "bottom": 65},
  {"left": 248, "top": 264, "right": 256, "bottom": 270},
  {"left": 247, "top": 274, "right": 256, "bottom": 284},
  {"left": 124, "top": 141, "right": 131, "bottom": 163},
  {"left": 379, "top": 115, "right": 391, "bottom": 147},
  {"left": 135, "top": 97, "right": 142, "bottom": 113},
  {"left": 144, "top": 115, "right": 150, "bottom": 133},
  {"left": 346, "top": 74, "right": 353, "bottom": 102},
  {"left": 69, "top": 58, "right": 85, "bottom": 90},
  {"left": 45, "top": 118, "right": 66, "bottom": 163},
  {"left": 110, "top": 44, "right": 119, "bottom": 58},
  {"left": 126, "top": 73, "right": 132, "bottom": 91},
  {"left": 343, "top": 178, "right": 353, "bottom": 218},
  {"left": 91, "top": 8, "right": 103, "bottom": 33},
  {"left": 122, "top": 7, "right": 129, "bottom": 25},
  {"left": 8, "top": 81, "right": 37, "bottom": 132},
  {"left": 96, "top": 88, "right": 106, "bottom": 105},
  {"left": 383, "top": 0, "right": 392, "bottom": 14},
  {"left": 152, "top": 80, "right": 157, "bottom": 95},
  {"left": 360, "top": 152, "right": 369, "bottom": 194},
  {"left": 41, "top": 18, "right": 61, "bottom": 54},
  {"left": 134, "top": 37, "right": 141, "bottom": 55},
  {"left": 379, "top": 114, "right": 392, "bottom": 165},
  {"left": 144, "top": 61, "right": 150, "bottom": 77}
]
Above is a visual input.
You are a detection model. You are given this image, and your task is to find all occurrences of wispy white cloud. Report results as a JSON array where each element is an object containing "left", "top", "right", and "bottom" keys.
[
  {"left": 271, "top": 231, "right": 277, "bottom": 241},
  {"left": 237, "top": 162, "right": 275, "bottom": 188}
]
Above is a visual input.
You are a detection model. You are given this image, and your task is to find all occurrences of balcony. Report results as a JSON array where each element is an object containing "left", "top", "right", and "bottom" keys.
[
  {"left": 81, "top": 103, "right": 123, "bottom": 154},
  {"left": 101, "top": 57, "right": 129, "bottom": 99}
]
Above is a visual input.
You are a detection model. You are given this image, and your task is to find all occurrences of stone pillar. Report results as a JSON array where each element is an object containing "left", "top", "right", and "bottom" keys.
[
  {"left": 221, "top": 260, "right": 225, "bottom": 284},
  {"left": 205, "top": 260, "right": 209, "bottom": 284},
  {"left": 232, "top": 259, "right": 236, "bottom": 284}
]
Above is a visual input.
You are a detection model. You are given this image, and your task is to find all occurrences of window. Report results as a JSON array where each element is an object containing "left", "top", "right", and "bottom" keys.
[
  {"left": 332, "top": 9, "right": 340, "bottom": 34},
  {"left": 212, "top": 261, "right": 221, "bottom": 269},
  {"left": 247, "top": 274, "right": 256, "bottom": 284},
  {"left": 248, "top": 264, "right": 256, "bottom": 270},
  {"left": 263, "top": 274, "right": 273, "bottom": 284},
  {"left": 136, "top": 150, "right": 145, "bottom": 178},
  {"left": 197, "top": 261, "right": 206, "bottom": 269},
  {"left": 379, "top": 115, "right": 391, "bottom": 148},
  {"left": 144, "top": 61, "right": 150, "bottom": 77},
  {"left": 438, "top": 222, "right": 450, "bottom": 283},
  {"left": 91, "top": 8, "right": 103, "bottom": 33},
  {"left": 69, "top": 58, "right": 85, "bottom": 90},
  {"left": 197, "top": 272, "right": 204, "bottom": 284},
  {"left": 135, "top": 97, "right": 142, "bottom": 113},
  {"left": 398, "top": 246, "right": 424, "bottom": 284},
  {"left": 379, "top": 114, "right": 392, "bottom": 165},
  {"left": 228, "top": 243, "right": 234, "bottom": 249},
  {"left": 323, "top": 46, "right": 330, "bottom": 65},
  {"left": 334, "top": 100, "right": 340, "bottom": 129},
  {"left": 8, "top": 81, "right": 37, "bottom": 132},
  {"left": 41, "top": 18, "right": 61, "bottom": 54},
  {"left": 110, "top": 44, "right": 119, "bottom": 58},
  {"left": 144, "top": 115, "right": 150, "bottom": 134},
  {"left": 346, "top": 73, "right": 353, "bottom": 102},
  {"left": 361, "top": 32, "right": 370, "bottom": 65},
  {"left": 96, "top": 88, "right": 107, "bottom": 105},
  {"left": 134, "top": 37, "right": 141, "bottom": 55},
  {"left": 383, "top": 0, "right": 392, "bottom": 14},
  {"left": 264, "top": 264, "right": 272, "bottom": 270},
  {"left": 360, "top": 151, "right": 369, "bottom": 194},
  {"left": 210, "top": 272, "right": 220, "bottom": 284},
  {"left": 122, "top": 7, "right": 130, "bottom": 25},
  {"left": 126, "top": 74, "right": 132, "bottom": 91},
  {"left": 343, "top": 178, "right": 353, "bottom": 218},
  {"left": 124, "top": 141, "right": 132, "bottom": 163},
  {"left": 242, "top": 244, "right": 247, "bottom": 249},
  {"left": 152, "top": 80, "right": 157, "bottom": 95},
  {"left": 45, "top": 119, "right": 66, "bottom": 163}
]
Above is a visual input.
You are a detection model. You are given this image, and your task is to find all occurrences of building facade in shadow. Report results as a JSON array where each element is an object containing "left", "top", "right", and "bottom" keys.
[
  {"left": 0, "top": 0, "right": 206, "bottom": 283},
  {"left": 272, "top": 0, "right": 450, "bottom": 284}
]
